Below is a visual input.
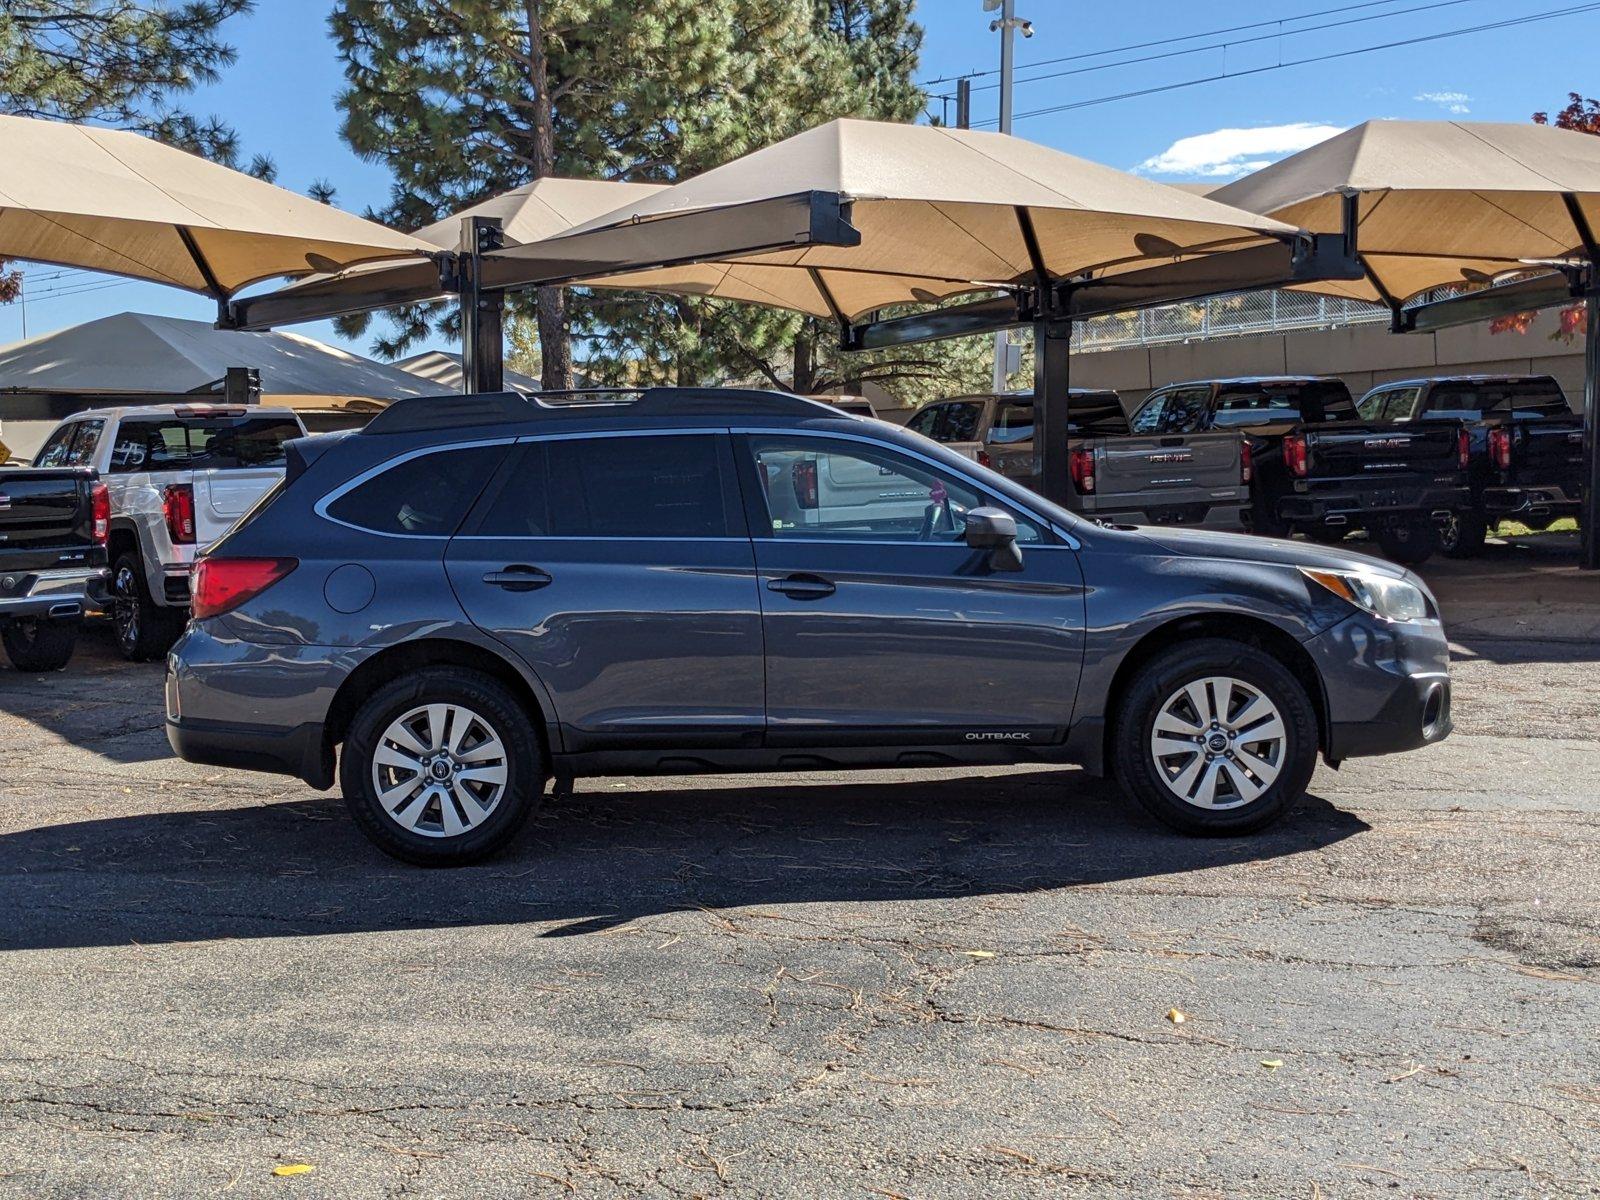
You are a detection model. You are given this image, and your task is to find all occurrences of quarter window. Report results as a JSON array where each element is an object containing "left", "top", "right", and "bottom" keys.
[
  {"left": 325, "top": 444, "right": 510, "bottom": 536},
  {"left": 745, "top": 436, "right": 1042, "bottom": 544},
  {"left": 475, "top": 435, "right": 739, "bottom": 539}
]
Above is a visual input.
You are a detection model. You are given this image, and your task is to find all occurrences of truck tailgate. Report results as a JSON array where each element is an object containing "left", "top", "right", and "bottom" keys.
[
  {"left": 1507, "top": 417, "right": 1584, "bottom": 486},
  {"left": 1302, "top": 422, "right": 1462, "bottom": 479},
  {"left": 1094, "top": 431, "right": 1242, "bottom": 501},
  {"left": 193, "top": 468, "right": 285, "bottom": 545},
  {"left": 0, "top": 468, "right": 98, "bottom": 572}
]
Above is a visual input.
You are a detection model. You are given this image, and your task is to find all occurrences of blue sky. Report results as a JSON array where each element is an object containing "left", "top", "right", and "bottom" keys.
[{"left": 3, "top": 0, "right": 1593, "bottom": 357}]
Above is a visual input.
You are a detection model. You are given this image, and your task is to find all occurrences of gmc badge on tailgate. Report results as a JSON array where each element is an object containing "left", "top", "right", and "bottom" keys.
[{"left": 1146, "top": 451, "right": 1192, "bottom": 464}]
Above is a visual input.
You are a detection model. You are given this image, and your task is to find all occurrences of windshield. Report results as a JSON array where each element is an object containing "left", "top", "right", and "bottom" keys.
[{"left": 108, "top": 417, "right": 302, "bottom": 473}]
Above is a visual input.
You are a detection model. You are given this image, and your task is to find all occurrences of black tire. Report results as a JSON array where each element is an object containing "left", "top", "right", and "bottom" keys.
[
  {"left": 110, "top": 551, "right": 183, "bottom": 662},
  {"left": 1438, "top": 511, "right": 1489, "bottom": 558},
  {"left": 1, "top": 618, "right": 79, "bottom": 672},
  {"left": 340, "top": 667, "right": 545, "bottom": 866},
  {"left": 1112, "top": 637, "right": 1319, "bottom": 836},
  {"left": 1374, "top": 522, "right": 1439, "bottom": 566},
  {"left": 1251, "top": 500, "right": 1289, "bottom": 539}
]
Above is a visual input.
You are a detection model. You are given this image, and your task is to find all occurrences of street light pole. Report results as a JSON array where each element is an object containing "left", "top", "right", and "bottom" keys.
[{"left": 986, "top": 0, "right": 1031, "bottom": 392}]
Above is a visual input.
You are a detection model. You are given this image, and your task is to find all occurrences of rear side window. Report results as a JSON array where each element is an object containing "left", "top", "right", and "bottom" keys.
[
  {"left": 475, "top": 435, "right": 738, "bottom": 539},
  {"left": 905, "top": 405, "right": 944, "bottom": 438},
  {"left": 942, "top": 402, "right": 984, "bottom": 441},
  {"left": 1157, "top": 388, "right": 1212, "bottom": 434},
  {"left": 326, "top": 444, "right": 510, "bottom": 536},
  {"left": 988, "top": 402, "right": 1034, "bottom": 444},
  {"left": 108, "top": 417, "right": 302, "bottom": 473},
  {"left": 33, "top": 419, "right": 103, "bottom": 467}
]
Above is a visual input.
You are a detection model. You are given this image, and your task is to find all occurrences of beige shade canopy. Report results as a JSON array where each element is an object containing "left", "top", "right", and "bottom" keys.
[
  {"left": 0, "top": 114, "right": 433, "bottom": 297},
  {"left": 1210, "top": 120, "right": 1600, "bottom": 305},
  {"left": 522, "top": 118, "right": 1301, "bottom": 321}
]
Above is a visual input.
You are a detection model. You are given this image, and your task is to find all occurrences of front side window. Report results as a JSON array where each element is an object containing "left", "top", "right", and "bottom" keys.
[
  {"left": 475, "top": 434, "right": 738, "bottom": 539},
  {"left": 904, "top": 405, "right": 945, "bottom": 439},
  {"left": 325, "top": 444, "right": 510, "bottom": 536},
  {"left": 746, "top": 435, "right": 1042, "bottom": 544}
]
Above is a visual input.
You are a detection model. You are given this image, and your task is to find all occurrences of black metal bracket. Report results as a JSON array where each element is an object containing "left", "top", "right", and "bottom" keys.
[{"left": 1392, "top": 264, "right": 1593, "bottom": 334}]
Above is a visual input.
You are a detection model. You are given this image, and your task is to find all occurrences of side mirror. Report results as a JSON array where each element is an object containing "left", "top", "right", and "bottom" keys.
[{"left": 964, "top": 506, "right": 1023, "bottom": 571}]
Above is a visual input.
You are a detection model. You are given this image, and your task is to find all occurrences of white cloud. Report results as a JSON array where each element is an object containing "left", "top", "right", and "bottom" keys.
[
  {"left": 1415, "top": 90, "right": 1471, "bottom": 114},
  {"left": 1136, "top": 123, "right": 1346, "bottom": 178}
]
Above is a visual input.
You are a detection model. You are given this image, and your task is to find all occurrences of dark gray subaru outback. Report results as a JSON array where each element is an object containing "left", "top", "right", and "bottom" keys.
[{"left": 167, "top": 389, "right": 1452, "bottom": 865}]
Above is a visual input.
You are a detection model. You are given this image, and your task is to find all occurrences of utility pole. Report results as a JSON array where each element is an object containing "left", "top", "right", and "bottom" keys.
[{"left": 985, "top": 0, "right": 1032, "bottom": 391}]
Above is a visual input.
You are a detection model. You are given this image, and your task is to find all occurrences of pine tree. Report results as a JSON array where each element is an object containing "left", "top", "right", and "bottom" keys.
[
  {"left": 0, "top": 0, "right": 255, "bottom": 301},
  {"left": 329, "top": 0, "right": 931, "bottom": 392}
]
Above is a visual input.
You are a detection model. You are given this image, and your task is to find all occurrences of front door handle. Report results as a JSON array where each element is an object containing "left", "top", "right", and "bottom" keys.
[
  {"left": 767, "top": 573, "right": 836, "bottom": 600},
  {"left": 483, "top": 564, "right": 553, "bottom": 592}
]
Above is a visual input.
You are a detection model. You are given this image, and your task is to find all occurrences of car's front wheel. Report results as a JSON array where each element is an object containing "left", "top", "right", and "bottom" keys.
[
  {"left": 340, "top": 667, "right": 545, "bottom": 866},
  {"left": 1113, "top": 638, "right": 1319, "bottom": 835}
]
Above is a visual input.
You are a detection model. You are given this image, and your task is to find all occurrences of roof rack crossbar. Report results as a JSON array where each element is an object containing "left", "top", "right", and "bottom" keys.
[{"left": 360, "top": 386, "right": 832, "bottom": 435}]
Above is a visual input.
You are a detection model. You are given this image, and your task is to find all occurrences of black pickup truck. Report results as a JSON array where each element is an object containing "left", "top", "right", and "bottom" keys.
[
  {"left": 0, "top": 465, "right": 110, "bottom": 671},
  {"left": 1127, "top": 376, "right": 1468, "bottom": 564},
  {"left": 1356, "top": 375, "right": 1584, "bottom": 556}
]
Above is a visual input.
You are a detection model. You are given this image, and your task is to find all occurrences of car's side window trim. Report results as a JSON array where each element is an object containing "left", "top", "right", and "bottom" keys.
[
  {"left": 314, "top": 437, "right": 518, "bottom": 539},
  {"left": 728, "top": 425, "right": 1080, "bottom": 549}
]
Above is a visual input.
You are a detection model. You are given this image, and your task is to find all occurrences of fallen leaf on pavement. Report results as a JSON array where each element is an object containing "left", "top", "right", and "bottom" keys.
[
  {"left": 271, "top": 1164, "right": 315, "bottom": 1177},
  {"left": 1166, "top": 1008, "right": 1187, "bottom": 1024}
]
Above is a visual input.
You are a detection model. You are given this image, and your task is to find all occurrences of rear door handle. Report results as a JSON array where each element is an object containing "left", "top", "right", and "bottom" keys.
[
  {"left": 483, "top": 564, "right": 552, "bottom": 592},
  {"left": 767, "top": 573, "right": 836, "bottom": 600}
]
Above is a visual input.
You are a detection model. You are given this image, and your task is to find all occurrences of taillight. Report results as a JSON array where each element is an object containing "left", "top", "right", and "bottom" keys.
[
  {"left": 163, "top": 483, "right": 196, "bottom": 545},
  {"left": 1282, "top": 434, "right": 1309, "bottom": 478},
  {"left": 1069, "top": 446, "right": 1095, "bottom": 494},
  {"left": 191, "top": 557, "right": 297, "bottom": 620},
  {"left": 90, "top": 482, "right": 110, "bottom": 547},
  {"left": 1457, "top": 427, "right": 1471, "bottom": 471},
  {"left": 1488, "top": 426, "right": 1512, "bottom": 471},
  {"left": 1240, "top": 439, "right": 1254, "bottom": 485},
  {"left": 791, "top": 459, "right": 818, "bottom": 509},
  {"left": 976, "top": 449, "right": 992, "bottom": 469}
]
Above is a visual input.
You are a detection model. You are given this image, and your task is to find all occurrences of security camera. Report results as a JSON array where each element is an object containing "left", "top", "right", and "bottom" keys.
[
  {"left": 989, "top": 18, "right": 1000, "bottom": 31},
  {"left": 1020, "top": 20, "right": 1034, "bottom": 36},
  {"left": 982, "top": 0, "right": 1003, "bottom": 10}
]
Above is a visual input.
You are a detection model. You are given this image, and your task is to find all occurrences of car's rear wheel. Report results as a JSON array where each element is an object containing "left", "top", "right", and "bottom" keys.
[
  {"left": 111, "top": 552, "right": 183, "bottom": 661},
  {"left": 1113, "top": 638, "right": 1319, "bottom": 835},
  {"left": 1438, "top": 511, "right": 1489, "bottom": 558},
  {"left": 1374, "top": 522, "right": 1439, "bottom": 566},
  {"left": 340, "top": 667, "right": 544, "bottom": 866},
  {"left": 1, "top": 618, "right": 79, "bottom": 672}
]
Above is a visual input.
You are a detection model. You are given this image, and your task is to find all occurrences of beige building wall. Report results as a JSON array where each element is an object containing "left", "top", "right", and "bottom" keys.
[{"left": 1070, "top": 307, "right": 1588, "bottom": 411}]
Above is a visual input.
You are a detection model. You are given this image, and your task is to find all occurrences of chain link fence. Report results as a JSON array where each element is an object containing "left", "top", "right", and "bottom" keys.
[{"left": 1073, "top": 289, "right": 1389, "bottom": 352}]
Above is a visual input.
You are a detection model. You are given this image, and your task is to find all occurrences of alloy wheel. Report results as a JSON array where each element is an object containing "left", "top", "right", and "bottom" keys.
[
  {"left": 112, "top": 562, "right": 140, "bottom": 650},
  {"left": 1149, "top": 676, "right": 1286, "bottom": 810},
  {"left": 370, "top": 703, "right": 509, "bottom": 838}
]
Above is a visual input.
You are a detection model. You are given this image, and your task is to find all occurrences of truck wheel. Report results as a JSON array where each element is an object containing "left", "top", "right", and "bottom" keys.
[
  {"left": 111, "top": 552, "right": 182, "bottom": 662},
  {"left": 1112, "top": 638, "right": 1318, "bottom": 836},
  {"left": 1, "top": 618, "right": 79, "bottom": 672},
  {"left": 1438, "top": 512, "right": 1488, "bottom": 557},
  {"left": 1375, "top": 523, "right": 1439, "bottom": 566},
  {"left": 340, "top": 667, "right": 545, "bottom": 866},
  {"left": 1251, "top": 502, "right": 1289, "bottom": 539},
  {"left": 1304, "top": 526, "right": 1348, "bottom": 545}
]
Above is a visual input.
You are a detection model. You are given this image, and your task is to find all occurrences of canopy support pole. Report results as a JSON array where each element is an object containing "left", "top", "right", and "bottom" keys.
[
  {"left": 459, "top": 216, "right": 506, "bottom": 394},
  {"left": 1582, "top": 287, "right": 1599, "bottom": 570},
  {"left": 1033, "top": 313, "right": 1073, "bottom": 506}
]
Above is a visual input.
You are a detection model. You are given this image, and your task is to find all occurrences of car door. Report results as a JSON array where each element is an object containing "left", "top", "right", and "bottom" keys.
[
  {"left": 736, "top": 430, "right": 1085, "bottom": 743},
  {"left": 445, "top": 430, "right": 766, "bottom": 751}
]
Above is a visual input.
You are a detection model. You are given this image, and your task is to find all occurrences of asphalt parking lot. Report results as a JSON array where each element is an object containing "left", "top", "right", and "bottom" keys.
[{"left": 1, "top": 534, "right": 1597, "bottom": 1198}]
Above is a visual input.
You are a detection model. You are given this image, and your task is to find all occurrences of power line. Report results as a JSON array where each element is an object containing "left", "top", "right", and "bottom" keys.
[
  {"left": 920, "top": 0, "right": 1426, "bottom": 86},
  {"left": 967, "top": 0, "right": 1489, "bottom": 95},
  {"left": 977, "top": 2, "right": 1600, "bottom": 125}
]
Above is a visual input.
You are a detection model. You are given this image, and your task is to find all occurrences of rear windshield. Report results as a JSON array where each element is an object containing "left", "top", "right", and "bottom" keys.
[
  {"left": 108, "top": 416, "right": 302, "bottom": 473},
  {"left": 1213, "top": 381, "right": 1355, "bottom": 426},
  {"left": 1423, "top": 380, "right": 1571, "bottom": 418}
]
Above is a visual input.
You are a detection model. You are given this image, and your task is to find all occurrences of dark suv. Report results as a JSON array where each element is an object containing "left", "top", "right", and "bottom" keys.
[{"left": 167, "top": 389, "right": 1452, "bottom": 865}]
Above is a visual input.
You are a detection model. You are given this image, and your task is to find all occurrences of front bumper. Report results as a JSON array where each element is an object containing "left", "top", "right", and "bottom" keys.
[
  {"left": 1279, "top": 484, "right": 1469, "bottom": 529},
  {"left": 1305, "top": 610, "right": 1452, "bottom": 763},
  {"left": 0, "top": 566, "right": 109, "bottom": 622}
]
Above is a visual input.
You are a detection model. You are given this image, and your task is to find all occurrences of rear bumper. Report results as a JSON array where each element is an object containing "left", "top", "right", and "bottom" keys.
[
  {"left": 166, "top": 715, "right": 333, "bottom": 790},
  {"left": 1280, "top": 484, "right": 1469, "bottom": 528},
  {"left": 0, "top": 566, "right": 108, "bottom": 622},
  {"left": 1305, "top": 610, "right": 1452, "bottom": 762},
  {"left": 1483, "top": 484, "right": 1580, "bottom": 519}
]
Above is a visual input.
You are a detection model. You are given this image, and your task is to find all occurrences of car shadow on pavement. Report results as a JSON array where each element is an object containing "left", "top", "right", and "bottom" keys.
[{"left": 0, "top": 771, "right": 1368, "bottom": 951}]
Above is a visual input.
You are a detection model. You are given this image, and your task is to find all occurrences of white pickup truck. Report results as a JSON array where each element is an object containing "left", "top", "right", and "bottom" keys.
[{"left": 32, "top": 404, "right": 307, "bottom": 659}]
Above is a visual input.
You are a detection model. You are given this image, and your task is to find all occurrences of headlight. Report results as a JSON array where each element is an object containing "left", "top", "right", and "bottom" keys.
[{"left": 1301, "top": 568, "right": 1435, "bottom": 623}]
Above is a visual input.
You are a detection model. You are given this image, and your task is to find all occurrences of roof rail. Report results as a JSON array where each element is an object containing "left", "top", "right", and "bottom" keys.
[{"left": 361, "top": 387, "right": 833, "bottom": 435}]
